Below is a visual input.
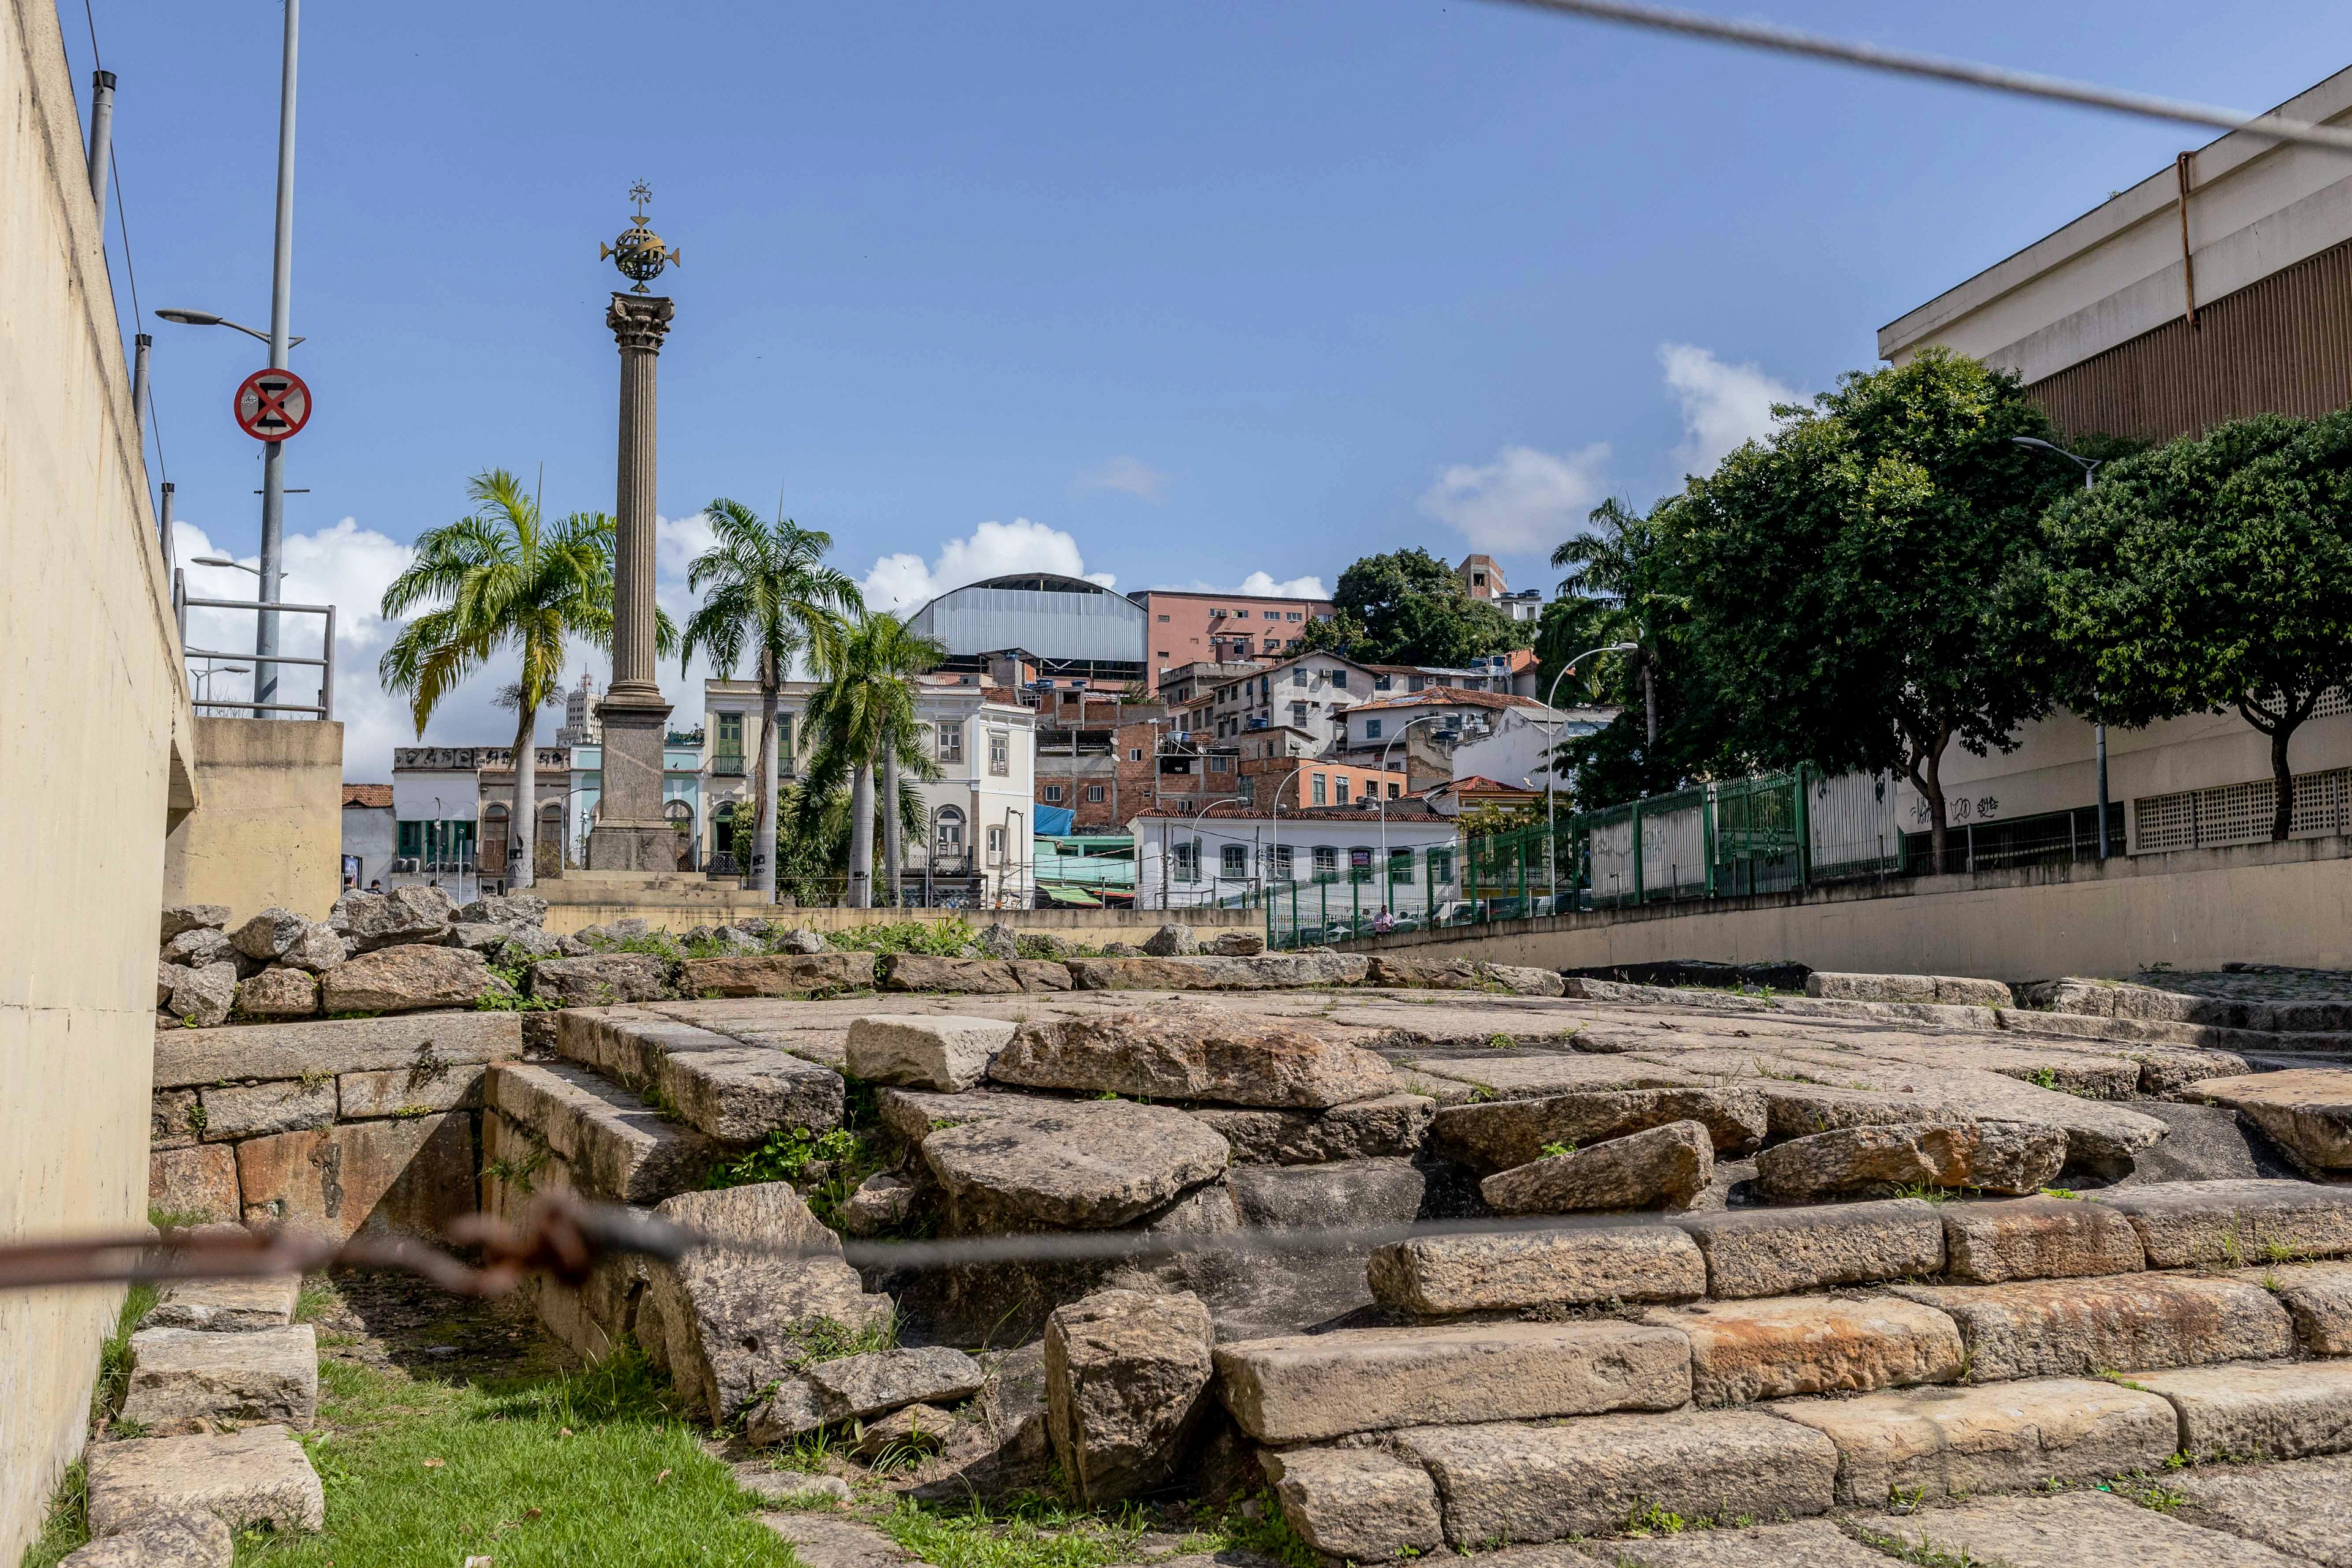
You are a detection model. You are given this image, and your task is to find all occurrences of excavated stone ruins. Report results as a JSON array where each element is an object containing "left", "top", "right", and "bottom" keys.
[{"left": 107, "top": 933, "right": 2352, "bottom": 1562}]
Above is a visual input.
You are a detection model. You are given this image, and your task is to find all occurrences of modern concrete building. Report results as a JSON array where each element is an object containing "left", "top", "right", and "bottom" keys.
[
  {"left": 1882, "top": 63, "right": 2352, "bottom": 861},
  {"left": 1131, "top": 587, "right": 1335, "bottom": 688}
]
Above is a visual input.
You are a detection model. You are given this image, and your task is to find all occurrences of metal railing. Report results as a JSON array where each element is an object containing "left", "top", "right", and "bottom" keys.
[{"left": 174, "top": 568, "right": 334, "bottom": 718}]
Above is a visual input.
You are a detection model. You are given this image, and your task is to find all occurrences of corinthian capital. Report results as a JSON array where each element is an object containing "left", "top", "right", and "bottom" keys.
[{"left": 607, "top": 293, "right": 676, "bottom": 353}]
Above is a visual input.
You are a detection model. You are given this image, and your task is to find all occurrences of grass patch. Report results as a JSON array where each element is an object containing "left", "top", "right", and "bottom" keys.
[
  {"left": 235, "top": 1346, "right": 791, "bottom": 1566},
  {"left": 704, "top": 1124, "right": 881, "bottom": 1229},
  {"left": 878, "top": 1496, "right": 1144, "bottom": 1568},
  {"left": 826, "top": 919, "right": 981, "bottom": 957},
  {"left": 1213, "top": 1495, "right": 1317, "bottom": 1568},
  {"left": 1539, "top": 1142, "right": 1578, "bottom": 1160}
]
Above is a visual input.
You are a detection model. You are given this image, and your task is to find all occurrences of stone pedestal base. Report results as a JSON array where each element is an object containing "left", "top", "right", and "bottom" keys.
[{"left": 587, "top": 692, "right": 675, "bottom": 873}]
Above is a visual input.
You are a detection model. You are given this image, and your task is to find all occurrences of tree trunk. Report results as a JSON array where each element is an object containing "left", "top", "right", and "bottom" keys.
[
  {"left": 882, "top": 749, "right": 903, "bottom": 908},
  {"left": 510, "top": 696, "right": 538, "bottom": 891},
  {"left": 2272, "top": 720, "right": 2297, "bottom": 842},
  {"left": 1641, "top": 660, "right": 1658, "bottom": 745},
  {"left": 1921, "top": 743, "right": 1949, "bottom": 875},
  {"left": 846, "top": 763, "right": 875, "bottom": 908},
  {"left": 755, "top": 661, "right": 780, "bottom": 897}
]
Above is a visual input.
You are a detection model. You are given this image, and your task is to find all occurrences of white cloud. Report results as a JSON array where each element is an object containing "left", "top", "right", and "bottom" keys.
[
  {"left": 1659, "top": 342, "right": 1799, "bottom": 477},
  {"left": 1072, "top": 455, "right": 1170, "bottom": 504},
  {"left": 860, "top": 518, "right": 1115, "bottom": 615},
  {"left": 1420, "top": 443, "right": 1611, "bottom": 554},
  {"left": 1150, "top": 571, "right": 1330, "bottom": 600}
]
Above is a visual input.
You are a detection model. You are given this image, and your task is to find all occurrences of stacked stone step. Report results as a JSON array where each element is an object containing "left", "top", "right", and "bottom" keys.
[
  {"left": 1224, "top": 1178, "right": 2352, "bottom": 1560},
  {"left": 75, "top": 1262, "right": 325, "bottom": 1561}
]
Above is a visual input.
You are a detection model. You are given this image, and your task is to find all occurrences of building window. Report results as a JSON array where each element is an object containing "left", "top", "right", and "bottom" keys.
[
  {"left": 396, "top": 820, "right": 423, "bottom": 858},
  {"left": 1388, "top": 780, "right": 1400, "bottom": 799},
  {"left": 1208, "top": 754, "right": 1231, "bottom": 773},
  {"left": 1043, "top": 784, "right": 1064, "bottom": 803},
  {"left": 1290, "top": 703, "right": 1308, "bottom": 726},
  {"left": 1156, "top": 614, "right": 1170, "bottom": 622},
  {"left": 1128, "top": 747, "right": 1144, "bottom": 761},
  {"left": 1313, "top": 845, "right": 1338, "bottom": 880},
  {"left": 1312, "top": 774, "right": 1327, "bottom": 806},
  {"left": 1332, "top": 669, "right": 1348, "bottom": 690},
  {"left": 937, "top": 720, "right": 963, "bottom": 763},
  {"left": 1335, "top": 777, "right": 1350, "bottom": 804},
  {"left": 1390, "top": 848, "right": 1413, "bottom": 884},
  {"left": 1365, "top": 718, "right": 1383, "bottom": 739},
  {"left": 716, "top": 712, "right": 744, "bottom": 755},
  {"left": 1219, "top": 843, "right": 1247, "bottom": 877},
  {"left": 1158, "top": 650, "right": 1170, "bottom": 659},
  {"left": 1273, "top": 844, "right": 1295, "bottom": 879},
  {"left": 987, "top": 825, "right": 1006, "bottom": 865},
  {"left": 988, "top": 731, "right": 1009, "bottom": 775},
  {"left": 936, "top": 806, "right": 965, "bottom": 859},
  {"left": 1173, "top": 839, "right": 1200, "bottom": 883},
  {"left": 1084, "top": 784, "right": 1106, "bottom": 803},
  {"left": 1429, "top": 848, "right": 1455, "bottom": 885}
]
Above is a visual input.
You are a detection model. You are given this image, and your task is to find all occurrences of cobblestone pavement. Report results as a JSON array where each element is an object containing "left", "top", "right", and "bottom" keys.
[{"left": 2141, "top": 965, "right": 2352, "bottom": 1003}]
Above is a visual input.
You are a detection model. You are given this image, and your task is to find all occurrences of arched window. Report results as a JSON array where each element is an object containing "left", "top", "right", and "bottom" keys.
[
  {"left": 480, "top": 803, "right": 510, "bottom": 877},
  {"left": 665, "top": 799, "right": 695, "bottom": 869},
  {"left": 935, "top": 806, "right": 966, "bottom": 862}
]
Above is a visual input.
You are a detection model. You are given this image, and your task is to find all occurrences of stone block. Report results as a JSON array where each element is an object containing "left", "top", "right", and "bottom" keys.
[
  {"left": 990, "top": 999, "right": 1396, "bottom": 1107},
  {"left": 2192, "top": 1070, "right": 2352, "bottom": 1172},
  {"left": 1215, "top": 1319, "right": 1691, "bottom": 1443},
  {"left": 60, "top": 1506, "right": 232, "bottom": 1567},
  {"left": 1754, "top": 1121, "right": 2067, "bottom": 1203},
  {"left": 2097, "top": 1179, "right": 2352, "bottom": 1267},
  {"left": 1433, "top": 1087, "right": 1768, "bottom": 1173},
  {"left": 662, "top": 1045, "right": 843, "bottom": 1144},
  {"left": 1189, "top": 1093, "right": 1434, "bottom": 1164},
  {"left": 1940, "top": 1194, "right": 2147, "bottom": 1283},
  {"left": 1775, "top": 1376, "right": 2177, "bottom": 1506},
  {"left": 152, "top": 1011, "right": 520, "bottom": 1088},
  {"left": 85, "top": 1424, "right": 323, "bottom": 1537},
  {"left": 149, "top": 1090, "right": 201, "bottom": 1150},
  {"left": 145, "top": 1275, "right": 299, "bottom": 1332},
  {"left": 1393, "top": 1409, "right": 1838, "bottom": 1547},
  {"left": 2165, "top": 1450, "right": 2352, "bottom": 1566},
  {"left": 320, "top": 943, "right": 501, "bottom": 1013},
  {"left": 1887, "top": 1273, "right": 2292, "bottom": 1381},
  {"left": 1482, "top": 1121, "right": 1714, "bottom": 1215},
  {"left": 528, "top": 952, "right": 674, "bottom": 1005},
  {"left": 2243, "top": 1261, "right": 2352, "bottom": 1354},
  {"left": 148, "top": 1145, "right": 239, "bottom": 1224},
  {"left": 161, "top": 905, "right": 232, "bottom": 941},
  {"left": 121, "top": 1324, "right": 318, "bottom": 1433},
  {"left": 484, "top": 1061, "right": 714, "bottom": 1203},
  {"left": 1643, "top": 1294, "right": 1963, "bottom": 1406},
  {"left": 1806, "top": 971, "right": 1937, "bottom": 1003},
  {"left": 1673, "top": 1199, "right": 1944, "bottom": 1298},
  {"left": 847, "top": 1014, "right": 1019, "bottom": 1091},
  {"left": 1012, "top": 959, "right": 1074, "bottom": 991},
  {"left": 234, "top": 1113, "right": 477, "bottom": 1241},
  {"left": 920, "top": 1095, "right": 1230, "bottom": 1232},
  {"left": 1067, "top": 953, "right": 1370, "bottom": 990},
  {"left": 234, "top": 966, "right": 320, "bottom": 1019},
  {"left": 802, "top": 1346, "right": 986, "bottom": 1425},
  {"left": 1046, "top": 1288, "right": 1216, "bottom": 1506},
  {"left": 676, "top": 951, "right": 876, "bottom": 996},
  {"left": 1262, "top": 1447, "right": 1444, "bottom": 1562},
  {"left": 2132, "top": 1360, "right": 2352, "bottom": 1461},
  {"left": 336, "top": 1061, "right": 486, "bottom": 1118},
  {"left": 197, "top": 1078, "right": 337, "bottom": 1141},
  {"left": 876, "top": 954, "right": 1025, "bottom": 993},
  {"left": 1367, "top": 1223, "right": 1706, "bottom": 1316},
  {"left": 167, "top": 961, "right": 238, "bottom": 1027},
  {"left": 1603, "top": 1519, "right": 1893, "bottom": 1567},
  {"left": 1861, "top": 1488, "right": 2309, "bottom": 1568},
  {"left": 331, "top": 884, "right": 455, "bottom": 951}
]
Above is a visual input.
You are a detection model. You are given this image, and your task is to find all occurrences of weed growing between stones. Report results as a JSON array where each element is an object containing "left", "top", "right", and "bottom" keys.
[
  {"left": 1840, "top": 1521, "right": 1997, "bottom": 1566},
  {"left": 2112, "top": 1471, "right": 2191, "bottom": 1513},
  {"left": 829, "top": 919, "right": 982, "bottom": 957},
  {"left": 879, "top": 1495, "right": 1146, "bottom": 1568},
  {"left": 1539, "top": 1142, "right": 1579, "bottom": 1159},
  {"left": 1214, "top": 1493, "right": 1318, "bottom": 1568}
]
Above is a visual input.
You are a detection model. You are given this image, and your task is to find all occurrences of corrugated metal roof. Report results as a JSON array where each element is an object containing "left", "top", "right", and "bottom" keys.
[{"left": 908, "top": 578, "right": 1147, "bottom": 663}]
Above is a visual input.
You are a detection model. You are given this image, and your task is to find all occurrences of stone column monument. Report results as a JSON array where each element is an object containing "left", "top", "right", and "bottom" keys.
[{"left": 588, "top": 183, "right": 685, "bottom": 873}]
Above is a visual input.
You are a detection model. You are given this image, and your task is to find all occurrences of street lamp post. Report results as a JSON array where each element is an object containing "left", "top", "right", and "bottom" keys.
[
  {"left": 1376, "top": 714, "right": 1442, "bottom": 909},
  {"left": 1541, "top": 643, "right": 1641, "bottom": 897},
  {"left": 1169, "top": 794, "right": 1248, "bottom": 909},
  {"left": 2011, "top": 437, "right": 2111, "bottom": 861}
]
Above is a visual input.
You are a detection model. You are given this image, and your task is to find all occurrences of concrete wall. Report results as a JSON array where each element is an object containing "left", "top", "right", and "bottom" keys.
[
  {"left": 0, "top": 0, "right": 200, "bottom": 1552},
  {"left": 164, "top": 718, "right": 347, "bottom": 922},
  {"left": 1346, "top": 834, "right": 2352, "bottom": 982},
  {"left": 534, "top": 891, "right": 1253, "bottom": 937}
]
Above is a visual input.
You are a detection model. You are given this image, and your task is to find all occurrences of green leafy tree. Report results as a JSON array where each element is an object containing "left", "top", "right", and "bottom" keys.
[
  {"left": 1318, "top": 547, "right": 1527, "bottom": 666},
  {"left": 678, "top": 500, "right": 861, "bottom": 897},
  {"left": 1548, "top": 499, "right": 1660, "bottom": 732},
  {"left": 2030, "top": 409, "right": 2352, "bottom": 841},
  {"left": 1654, "top": 349, "right": 2072, "bottom": 870},
  {"left": 800, "top": 613, "right": 945, "bottom": 907},
  {"left": 379, "top": 470, "right": 665, "bottom": 888}
]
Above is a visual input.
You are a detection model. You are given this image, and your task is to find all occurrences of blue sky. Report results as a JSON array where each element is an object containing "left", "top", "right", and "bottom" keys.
[{"left": 70, "top": 0, "right": 2352, "bottom": 772}]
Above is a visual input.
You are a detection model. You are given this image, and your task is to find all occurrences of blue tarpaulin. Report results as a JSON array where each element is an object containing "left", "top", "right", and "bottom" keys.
[{"left": 1035, "top": 804, "right": 1075, "bottom": 835}]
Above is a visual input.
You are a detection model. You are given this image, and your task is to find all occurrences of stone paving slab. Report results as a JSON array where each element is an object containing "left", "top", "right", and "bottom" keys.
[
  {"left": 1888, "top": 1273, "right": 2293, "bottom": 1381},
  {"left": 143, "top": 1274, "right": 299, "bottom": 1331},
  {"left": 2097, "top": 1179, "right": 2352, "bottom": 1267},
  {"left": 1672, "top": 1199, "right": 1944, "bottom": 1298},
  {"left": 1599, "top": 1518, "right": 1893, "bottom": 1567},
  {"left": 2168, "top": 1450, "right": 2352, "bottom": 1566},
  {"left": 483, "top": 1061, "right": 717, "bottom": 1203},
  {"left": 120, "top": 1324, "right": 317, "bottom": 1433},
  {"left": 1939, "top": 1194, "right": 2146, "bottom": 1284},
  {"left": 2193, "top": 1069, "right": 2352, "bottom": 1173},
  {"left": 152, "top": 1010, "right": 521, "bottom": 1087},
  {"left": 2241, "top": 1261, "right": 2352, "bottom": 1353},
  {"left": 1369, "top": 1223, "right": 1707, "bottom": 1315},
  {"left": 1640, "top": 1294, "right": 1961, "bottom": 1406},
  {"left": 85, "top": 1424, "right": 324, "bottom": 1537},
  {"left": 1772, "top": 1376, "right": 2178, "bottom": 1506},
  {"left": 2130, "top": 1359, "right": 2352, "bottom": 1461},
  {"left": 1858, "top": 1488, "right": 2312, "bottom": 1567}
]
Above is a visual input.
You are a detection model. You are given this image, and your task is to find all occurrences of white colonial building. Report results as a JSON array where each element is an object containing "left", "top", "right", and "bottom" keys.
[
  {"left": 700, "top": 673, "right": 1038, "bottom": 907},
  {"left": 1125, "top": 799, "right": 1457, "bottom": 916}
]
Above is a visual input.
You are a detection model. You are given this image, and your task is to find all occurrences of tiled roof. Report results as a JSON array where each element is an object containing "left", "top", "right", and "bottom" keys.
[
  {"left": 342, "top": 783, "right": 393, "bottom": 809},
  {"left": 1129, "top": 799, "right": 1446, "bottom": 823},
  {"left": 1348, "top": 688, "right": 1550, "bottom": 714}
]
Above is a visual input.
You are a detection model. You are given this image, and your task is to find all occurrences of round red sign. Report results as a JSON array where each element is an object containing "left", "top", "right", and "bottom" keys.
[{"left": 233, "top": 367, "right": 311, "bottom": 442}]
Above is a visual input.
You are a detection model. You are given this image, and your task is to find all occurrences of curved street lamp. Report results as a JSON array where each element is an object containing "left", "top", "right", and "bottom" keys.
[
  {"left": 1542, "top": 643, "right": 1641, "bottom": 899},
  {"left": 1376, "top": 712, "right": 1444, "bottom": 913},
  {"left": 1167, "top": 794, "right": 1250, "bottom": 909}
]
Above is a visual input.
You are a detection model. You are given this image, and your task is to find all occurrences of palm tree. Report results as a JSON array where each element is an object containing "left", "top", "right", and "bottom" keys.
[
  {"left": 380, "top": 470, "right": 638, "bottom": 890},
  {"left": 679, "top": 500, "right": 862, "bottom": 897},
  {"left": 801, "top": 613, "right": 944, "bottom": 907},
  {"left": 1552, "top": 497, "right": 1659, "bottom": 742}
]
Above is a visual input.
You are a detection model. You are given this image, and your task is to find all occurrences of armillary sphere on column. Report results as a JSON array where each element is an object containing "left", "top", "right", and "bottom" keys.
[{"left": 599, "top": 179, "right": 680, "bottom": 294}]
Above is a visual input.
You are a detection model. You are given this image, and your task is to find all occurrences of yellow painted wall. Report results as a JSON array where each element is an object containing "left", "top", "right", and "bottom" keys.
[
  {"left": 1352, "top": 834, "right": 2352, "bottom": 982},
  {"left": 536, "top": 889, "right": 1253, "bottom": 937},
  {"left": 164, "top": 717, "right": 347, "bottom": 922},
  {"left": 0, "top": 0, "right": 198, "bottom": 1551}
]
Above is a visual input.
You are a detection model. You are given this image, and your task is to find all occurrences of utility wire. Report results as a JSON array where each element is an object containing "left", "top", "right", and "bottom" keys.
[{"left": 1482, "top": 0, "right": 2352, "bottom": 156}]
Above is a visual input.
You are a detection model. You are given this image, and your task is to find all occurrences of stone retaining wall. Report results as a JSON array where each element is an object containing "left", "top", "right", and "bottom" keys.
[{"left": 146, "top": 1014, "right": 520, "bottom": 1238}]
